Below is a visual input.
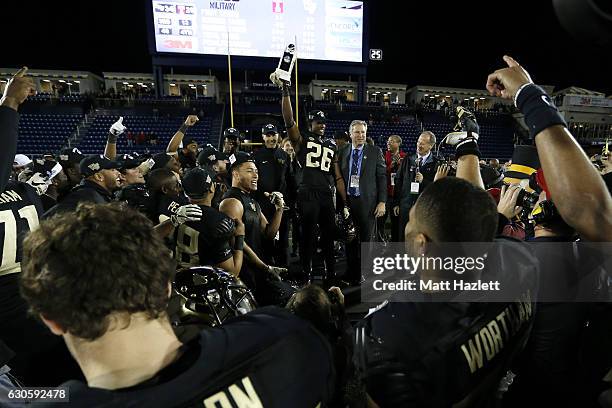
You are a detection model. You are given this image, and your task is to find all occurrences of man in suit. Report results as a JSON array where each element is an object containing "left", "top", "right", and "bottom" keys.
[
  {"left": 335, "top": 120, "right": 387, "bottom": 285},
  {"left": 393, "top": 131, "right": 440, "bottom": 240}
]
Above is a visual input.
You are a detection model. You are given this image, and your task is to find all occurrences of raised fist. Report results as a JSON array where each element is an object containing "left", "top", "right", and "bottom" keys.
[
  {"left": 269, "top": 72, "right": 286, "bottom": 89},
  {"left": 109, "top": 116, "right": 126, "bottom": 136},
  {"left": 265, "top": 191, "right": 286, "bottom": 210},
  {"left": 184, "top": 115, "right": 199, "bottom": 127},
  {"left": 1, "top": 67, "right": 36, "bottom": 110}
]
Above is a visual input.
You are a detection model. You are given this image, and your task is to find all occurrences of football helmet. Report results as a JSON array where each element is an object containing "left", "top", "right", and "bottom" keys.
[{"left": 172, "top": 266, "right": 257, "bottom": 327}]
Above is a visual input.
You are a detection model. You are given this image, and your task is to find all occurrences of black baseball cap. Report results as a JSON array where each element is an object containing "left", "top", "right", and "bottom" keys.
[
  {"left": 197, "top": 146, "right": 227, "bottom": 166},
  {"left": 223, "top": 127, "right": 240, "bottom": 140},
  {"left": 262, "top": 124, "right": 278, "bottom": 135},
  {"left": 79, "top": 155, "right": 119, "bottom": 177},
  {"left": 182, "top": 167, "right": 216, "bottom": 199},
  {"left": 307, "top": 110, "right": 326, "bottom": 123},
  {"left": 228, "top": 152, "right": 255, "bottom": 172},
  {"left": 118, "top": 154, "right": 141, "bottom": 171},
  {"left": 184, "top": 138, "right": 198, "bottom": 147},
  {"left": 58, "top": 148, "right": 84, "bottom": 165}
]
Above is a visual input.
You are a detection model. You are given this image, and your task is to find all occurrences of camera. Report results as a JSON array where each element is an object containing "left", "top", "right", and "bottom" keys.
[{"left": 516, "top": 188, "right": 539, "bottom": 210}]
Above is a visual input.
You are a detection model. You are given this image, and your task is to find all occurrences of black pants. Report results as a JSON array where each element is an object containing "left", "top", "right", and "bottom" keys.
[
  {"left": 346, "top": 196, "right": 374, "bottom": 283},
  {"left": 297, "top": 189, "right": 336, "bottom": 279}
]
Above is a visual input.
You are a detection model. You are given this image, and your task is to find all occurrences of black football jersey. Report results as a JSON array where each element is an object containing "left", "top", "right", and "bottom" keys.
[
  {"left": 296, "top": 131, "right": 336, "bottom": 193},
  {"left": 156, "top": 194, "right": 190, "bottom": 222},
  {"left": 0, "top": 182, "right": 43, "bottom": 333},
  {"left": 33, "top": 307, "right": 335, "bottom": 408},
  {"left": 0, "top": 181, "right": 43, "bottom": 278},
  {"left": 175, "top": 205, "right": 235, "bottom": 268}
]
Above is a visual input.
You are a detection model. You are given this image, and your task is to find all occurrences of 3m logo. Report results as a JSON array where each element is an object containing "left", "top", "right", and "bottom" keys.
[{"left": 163, "top": 40, "right": 192, "bottom": 49}]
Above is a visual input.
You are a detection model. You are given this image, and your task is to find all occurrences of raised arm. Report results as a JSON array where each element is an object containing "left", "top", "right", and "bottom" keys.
[
  {"left": 0, "top": 67, "right": 35, "bottom": 191},
  {"left": 278, "top": 81, "right": 302, "bottom": 149},
  {"left": 486, "top": 55, "right": 612, "bottom": 241},
  {"left": 166, "top": 115, "right": 199, "bottom": 154},
  {"left": 104, "top": 117, "right": 126, "bottom": 160},
  {"left": 260, "top": 192, "right": 284, "bottom": 240}
]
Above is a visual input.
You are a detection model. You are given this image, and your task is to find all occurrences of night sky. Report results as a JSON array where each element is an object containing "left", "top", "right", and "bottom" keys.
[{"left": 3, "top": 0, "right": 611, "bottom": 94}]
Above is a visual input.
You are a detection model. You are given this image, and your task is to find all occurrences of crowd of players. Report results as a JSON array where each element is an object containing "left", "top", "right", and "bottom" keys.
[{"left": 0, "top": 56, "right": 611, "bottom": 407}]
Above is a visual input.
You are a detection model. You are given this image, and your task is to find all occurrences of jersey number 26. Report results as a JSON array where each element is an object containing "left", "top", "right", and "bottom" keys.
[{"left": 305, "top": 141, "right": 334, "bottom": 172}]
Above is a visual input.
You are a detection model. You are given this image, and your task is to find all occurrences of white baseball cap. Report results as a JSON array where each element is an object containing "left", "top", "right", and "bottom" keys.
[{"left": 13, "top": 154, "right": 32, "bottom": 167}]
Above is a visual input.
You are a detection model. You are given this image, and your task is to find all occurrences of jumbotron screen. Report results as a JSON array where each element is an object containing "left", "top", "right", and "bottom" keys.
[{"left": 152, "top": 0, "right": 364, "bottom": 62}]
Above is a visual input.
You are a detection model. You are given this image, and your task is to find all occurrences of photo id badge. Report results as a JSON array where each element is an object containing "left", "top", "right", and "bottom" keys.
[
  {"left": 390, "top": 172, "right": 396, "bottom": 186},
  {"left": 410, "top": 182, "right": 420, "bottom": 194},
  {"left": 350, "top": 175, "right": 360, "bottom": 188}
]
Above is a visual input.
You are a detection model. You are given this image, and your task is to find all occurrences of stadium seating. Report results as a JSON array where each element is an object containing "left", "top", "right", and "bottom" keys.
[
  {"left": 79, "top": 114, "right": 216, "bottom": 155},
  {"left": 323, "top": 110, "right": 514, "bottom": 160},
  {"left": 17, "top": 113, "right": 83, "bottom": 156}
]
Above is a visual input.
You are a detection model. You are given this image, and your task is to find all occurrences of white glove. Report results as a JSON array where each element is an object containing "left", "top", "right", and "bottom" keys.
[
  {"left": 343, "top": 206, "right": 351, "bottom": 220},
  {"left": 26, "top": 172, "right": 51, "bottom": 195},
  {"left": 109, "top": 116, "right": 126, "bottom": 136},
  {"left": 269, "top": 72, "right": 285, "bottom": 89},
  {"left": 170, "top": 204, "right": 202, "bottom": 227},
  {"left": 265, "top": 191, "right": 286, "bottom": 210}
]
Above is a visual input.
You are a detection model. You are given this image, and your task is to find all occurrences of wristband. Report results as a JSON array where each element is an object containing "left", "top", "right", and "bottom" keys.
[
  {"left": 455, "top": 137, "right": 481, "bottom": 159},
  {"left": 282, "top": 84, "right": 290, "bottom": 97},
  {"left": 179, "top": 124, "right": 188, "bottom": 134},
  {"left": 234, "top": 235, "right": 245, "bottom": 251},
  {"left": 107, "top": 133, "right": 117, "bottom": 144},
  {"left": 516, "top": 84, "right": 567, "bottom": 140}
]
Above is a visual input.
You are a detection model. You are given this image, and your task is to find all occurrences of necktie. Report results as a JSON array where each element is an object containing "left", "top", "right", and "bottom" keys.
[{"left": 350, "top": 149, "right": 360, "bottom": 196}]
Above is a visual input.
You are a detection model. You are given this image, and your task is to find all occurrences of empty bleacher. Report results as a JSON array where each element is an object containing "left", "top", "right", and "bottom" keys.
[
  {"left": 17, "top": 113, "right": 83, "bottom": 156},
  {"left": 79, "top": 114, "right": 216, "bottom": 155}
]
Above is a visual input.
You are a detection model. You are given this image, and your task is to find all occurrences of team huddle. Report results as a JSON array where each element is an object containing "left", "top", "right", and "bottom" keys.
[{"left": 0, "top": 54, "right": 611, "bottom": 407}]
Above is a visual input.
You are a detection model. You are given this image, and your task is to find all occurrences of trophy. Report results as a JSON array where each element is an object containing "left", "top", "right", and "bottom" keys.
[{"left": 273, "top": 43, "right": 296, "bottom": 85}]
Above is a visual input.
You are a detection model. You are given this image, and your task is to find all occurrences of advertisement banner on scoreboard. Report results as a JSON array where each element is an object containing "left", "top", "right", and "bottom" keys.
[{"left": 152, "top": 0, "right": 364, "bottom": 62}]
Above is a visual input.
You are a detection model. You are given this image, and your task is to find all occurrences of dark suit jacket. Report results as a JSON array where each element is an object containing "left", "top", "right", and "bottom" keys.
[
  {"left": 338, "top": 144, "right": 387, "bottom": 214},
  {"left": 394, "top": 152, "right": 439, "bottom": 208}
]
